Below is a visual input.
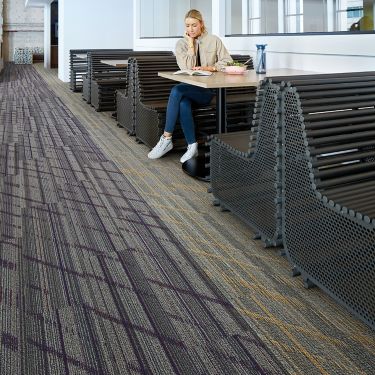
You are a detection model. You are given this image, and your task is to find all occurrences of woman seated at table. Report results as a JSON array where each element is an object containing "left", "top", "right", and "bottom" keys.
[{"left": 148, "top": 8, "right": 232, "bottom": 163}]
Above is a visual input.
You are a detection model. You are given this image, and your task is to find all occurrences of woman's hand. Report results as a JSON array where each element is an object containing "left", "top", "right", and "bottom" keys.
[
  {"left": 184, "top": 31, "right": 195, "bottom": 43},
  {"left": 184, "top": 31, "right": 195, "bottom": 52}
]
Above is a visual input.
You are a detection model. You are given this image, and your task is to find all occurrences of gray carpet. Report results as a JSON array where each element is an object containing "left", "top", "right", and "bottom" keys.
[{"left": 0, "top": 63, "right": 287, "bottom": 374}]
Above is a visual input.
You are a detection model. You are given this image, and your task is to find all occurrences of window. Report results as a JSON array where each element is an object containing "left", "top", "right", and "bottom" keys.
[
  {"left": 139, "top": 0, "right": 212, "bottom": 38},
  {"left": 225, "top": 0, "right": 375, "bottom": 35},
  {"left": 284, "top": 0, "right": 304, "bottom": 33},
  {"left": 337, "top": 1, "right": 366, "bottom": 31},
  {"left": 249, "top": 0, "right": 261, "bottom": 34}
]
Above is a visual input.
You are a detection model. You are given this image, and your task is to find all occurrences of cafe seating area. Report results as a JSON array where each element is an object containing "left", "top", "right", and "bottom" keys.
[
  {"left": 5, "top": 0, "right": 375, "bottom": 372},
  {"left": 132, "top": 54, "right": 255, "bottom": 148},
  {"left": 72, "top": 51, "right": 257, "bottom": 148},
  {"left": 1, "top": 51, "right": 374, "bottom": 375},
  {"left": 69, "top": 47, "right": 375, "bottom": 331}
]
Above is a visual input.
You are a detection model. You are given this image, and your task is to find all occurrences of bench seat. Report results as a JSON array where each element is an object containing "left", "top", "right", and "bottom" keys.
[
  {"left": 278, "top": 71, "right": 375, "bottom": 329},
  {"left": 209, "top": 80, "right": 283, "bottom": 247},
  {"left": 87, "top": 51, "right": 174, "bottom": 110}
]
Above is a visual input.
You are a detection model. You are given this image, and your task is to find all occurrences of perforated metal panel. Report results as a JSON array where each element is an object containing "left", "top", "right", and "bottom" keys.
[
  {"left": 281, "top": 85, "right": 375, "bottom": 329},
  {"left": 210, "top": 81, "right": 283, "bottom": 246},
  {"left": 82, "top": 75, "right": 91, "bottom": 103},
  {"left": 116, "top": 57, "right": 136, "bottom": 134}
]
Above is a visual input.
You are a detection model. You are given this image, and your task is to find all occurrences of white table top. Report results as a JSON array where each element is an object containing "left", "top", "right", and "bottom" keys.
[
  {"left": 100, "top": 59, "right": 128, "bottom": 67},
  {"left": 158, "top": 69, "right": 318, "bottom": 89}
]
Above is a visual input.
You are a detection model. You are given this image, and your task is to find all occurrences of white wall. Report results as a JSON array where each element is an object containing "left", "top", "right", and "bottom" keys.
[
  {"left": 58, "top": 0, "right": 134, "bottom": 82},
  {"left": 133, "top": 0, "right": 375, "bottom": 74},
  {"left": 222, "top": 33, "right": 375, "bottom": 73},
  {"left": 43, "top": 4, "right": 50, "bottom": 68}
]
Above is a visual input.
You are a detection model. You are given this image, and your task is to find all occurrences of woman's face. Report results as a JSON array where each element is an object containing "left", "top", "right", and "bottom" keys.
[{"left": 185, "top": 17, "right": 203, "bottom": 38}]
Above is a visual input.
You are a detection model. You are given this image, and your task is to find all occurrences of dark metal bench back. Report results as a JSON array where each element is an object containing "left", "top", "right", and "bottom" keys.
[
  {"left": 280, "top": 71, "right": 375, "bottom": 330},
  {"left": 69, "top": 49, "right": 132, "bottom": 91},
  {"left": 131, "top": 55, "right": 179, "bottom": 103},
  {"left": 88, "top": 50, "right": 174, "bottom": 81},
  {"left": 283, "top": 72, "right": 375, "bottom": 217}
]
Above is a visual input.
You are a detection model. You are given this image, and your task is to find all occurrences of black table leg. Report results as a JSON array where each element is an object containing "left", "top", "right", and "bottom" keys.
[
  {"left": 216, "top": 87, "right": 227, "bottom": 133},
  {"left": 182, "top": 87, "right": 227, "bottom": 180}
]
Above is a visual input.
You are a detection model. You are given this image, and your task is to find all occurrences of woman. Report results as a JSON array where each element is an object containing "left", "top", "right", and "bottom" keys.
[{"left": 148, "top": 9, "right": 232, "bottom": 163}]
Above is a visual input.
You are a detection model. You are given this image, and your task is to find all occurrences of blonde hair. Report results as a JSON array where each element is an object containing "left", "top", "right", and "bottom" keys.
[{"left": 185, "top": 9, "right": 207, "bottom": 34}]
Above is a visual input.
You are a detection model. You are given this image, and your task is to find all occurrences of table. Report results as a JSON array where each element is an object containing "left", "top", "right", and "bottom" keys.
[
  {"left": 100, "top": 59, "right": 128, "bottom": 67},
  {"left": 158, "top": 69, "right": 317, "bottom": 133}
]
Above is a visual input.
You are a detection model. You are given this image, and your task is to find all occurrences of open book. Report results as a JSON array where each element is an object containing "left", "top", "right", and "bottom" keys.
[{"left": 173, "top": 69, "right": 212, "bottom": 76}]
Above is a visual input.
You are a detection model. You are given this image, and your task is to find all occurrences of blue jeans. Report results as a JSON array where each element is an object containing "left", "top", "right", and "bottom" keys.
[{"left": 164, "top": 84, "right": 214, "bottom": 144}]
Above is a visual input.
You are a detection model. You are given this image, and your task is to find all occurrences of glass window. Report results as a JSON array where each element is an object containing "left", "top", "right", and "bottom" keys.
[
  {"left": 249, "top": 0, "right": 261, "bottom": 34},
  {"left": 140, "top": 0, "right": 212, "bottom": 38},
  {"left": 285, "top": 0, "right": 304, "bottom": 33},
  {"left": 225, "top": 0, "right": 375, "bottom": 35}
]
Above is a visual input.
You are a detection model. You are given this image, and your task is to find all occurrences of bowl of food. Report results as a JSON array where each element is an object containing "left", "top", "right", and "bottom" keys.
[{"left": 224, "top": 61, "right": 247, "bottom": 74}]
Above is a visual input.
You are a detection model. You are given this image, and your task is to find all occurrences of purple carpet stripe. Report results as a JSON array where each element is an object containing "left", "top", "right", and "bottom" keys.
[
  {"left": 82, "top": 303, "right": 186, "bottom": 348},
  {"left": 26, "top": 338, "right": 99, "bottom": 374},
  {"left": 1, "top": 332, "right": 19, "bottom": 352},
  {"left": 147, "top": 277, "right": 233, "bottom": 307},
  {"left": 24, "top": 254, "right": 135, "bottom": 292},
  {"left": 0, "top": 258, "right": 16, "bottom": 270}
]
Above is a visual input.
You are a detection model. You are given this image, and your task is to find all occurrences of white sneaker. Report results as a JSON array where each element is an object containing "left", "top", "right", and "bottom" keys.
[
  {"left": 180, "top": 142, "right": 198, "bottom": 163},
  {"left": 148, "top": 136, "right": 173, "bottom": 159}
]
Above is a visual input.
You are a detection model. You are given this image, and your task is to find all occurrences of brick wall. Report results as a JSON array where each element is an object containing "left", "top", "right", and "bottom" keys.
[
  {"left": 3, "top": 0, "right": 43, "bottom": 62},
  {"left": 0, "top": 0, "right": 3, "bottom": 71}
]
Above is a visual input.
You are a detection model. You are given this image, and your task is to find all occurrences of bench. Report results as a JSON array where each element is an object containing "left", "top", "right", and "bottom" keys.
[
  {"left": 82, "top": 49, "right": 133, "bottom": 104},
  {"left": 116, "top": 55, "right": 138, "bottom": 133},
  {"left": 116, "top": 54, "right": 177, "bottom": 135},
  {"left": 209, "top": 79, "right": 284, "bottom": 247},
  {"left": 69, "top": 49, "right": 132, "bottom": 92},
  {"left": 131, "top": 55, "right": 256, "bottom": 148},
  {"left": 208, "top": 71, "right": 372, "bottom": 246},
  {"left": 279, "top": 71, "right": 375, "bottom": 329},
  {"left": 32, "top": 53, "right": 44, "bottom": 63},
  {"left": 132, "top": 55, "right": 185, "bottom": 147},
  {"left": 209, "top": 70, "right": 375, "bottom": 328},
  {"left": 14, "top": 47, "right": 43, "bottom": 65},
  {"left": 90, "top": 51, "right": 174, "bottom": 111},
  {"left": 70, "top": 49, "right": 89, "bottom": 92}
]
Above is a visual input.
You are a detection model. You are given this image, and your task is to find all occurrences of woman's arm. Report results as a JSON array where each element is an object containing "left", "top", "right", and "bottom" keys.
[
  {"left": 175, "top": 38, "right": 197, "bottom": 70},
  {"left": 195, "top": 39, "right": 232, "bottom": 72},
  {"left": 188, "top": 34, "right": 232, "bottom": 72},
  {"left": 213, "top": 37, "right": 233, "bottom": 71}
]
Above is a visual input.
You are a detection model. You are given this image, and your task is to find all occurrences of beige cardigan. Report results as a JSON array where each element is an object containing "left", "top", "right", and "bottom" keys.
[{"left": 175, "top": 32, "right": 232, "bottom": 71}]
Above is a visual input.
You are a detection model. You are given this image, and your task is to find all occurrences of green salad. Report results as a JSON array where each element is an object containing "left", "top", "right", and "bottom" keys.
[{"left": 226, "top": 61, "right": 245, "bottom": 67}]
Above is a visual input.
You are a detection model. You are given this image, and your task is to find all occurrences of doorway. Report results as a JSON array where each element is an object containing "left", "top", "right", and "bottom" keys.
[{"left": 51, "top": 1, "right": 58, "bottom": 68}]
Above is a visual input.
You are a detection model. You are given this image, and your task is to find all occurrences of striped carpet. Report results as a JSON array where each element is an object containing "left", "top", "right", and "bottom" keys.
[
  {"left": 0, "top": 64, "right": 288, "bottom": 374},
  {"left": 3, "top": 63, "right": 375, "bottom": 375}
]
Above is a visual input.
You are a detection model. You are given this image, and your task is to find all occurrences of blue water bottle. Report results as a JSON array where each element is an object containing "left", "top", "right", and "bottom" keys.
[{"left": 255, "top": 44, "right": 267, "bottom": 73}]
